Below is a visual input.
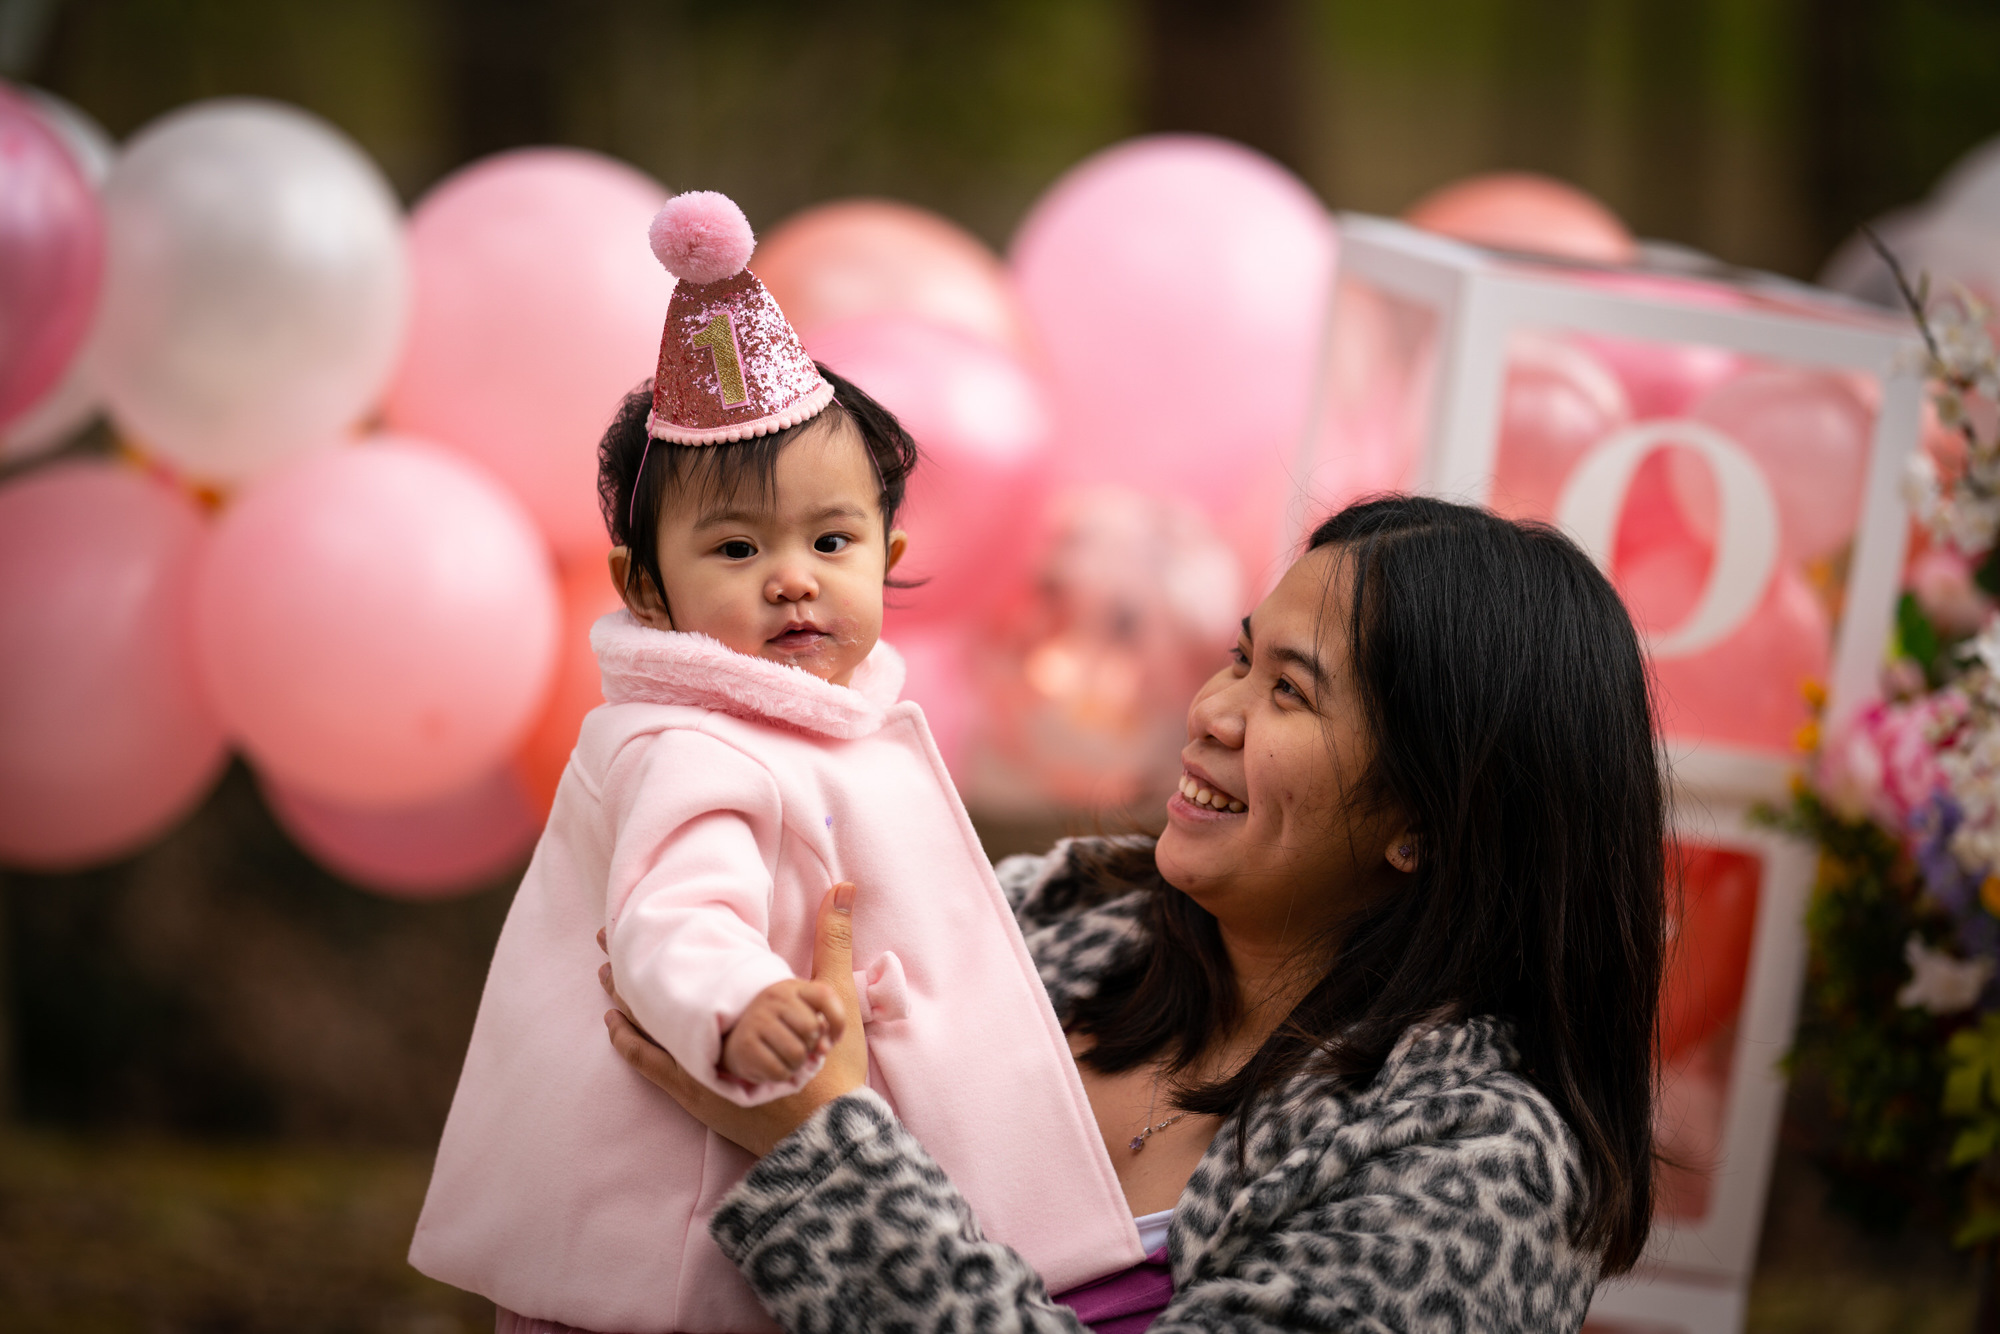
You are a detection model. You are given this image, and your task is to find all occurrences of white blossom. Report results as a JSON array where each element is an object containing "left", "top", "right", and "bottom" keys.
[
  {"left": 1899, "top": 279, "right": 2000, "bottom": 554},
  {"left": 1923, "top": 667, "right": 2000, "bottom": 871},
  {"left": 1930, "top": 289, "right": 1999, "bottom": 394},
  {"left": 1905, "top": 450, "right": 1941, "bottom": 514},
  {"left": 1941, "top": 701, "right": 2000, "bottom": 871},
  {"left": 1898, "top": 935, "right": 1995, "bottom": 1014},
  {"left": 1968, "top": 623, "right": 2000, "bottom": 680}
]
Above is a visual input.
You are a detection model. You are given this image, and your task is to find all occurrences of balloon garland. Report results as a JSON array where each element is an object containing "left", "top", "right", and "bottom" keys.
[{"left": 5, "top": 80, "right": 1964, "bottom": 921}]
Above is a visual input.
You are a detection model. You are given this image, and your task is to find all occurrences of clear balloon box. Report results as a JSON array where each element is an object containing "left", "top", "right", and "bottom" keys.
[{"left": 1302, "top": 215, "right": 1925, "bottom": 1332}]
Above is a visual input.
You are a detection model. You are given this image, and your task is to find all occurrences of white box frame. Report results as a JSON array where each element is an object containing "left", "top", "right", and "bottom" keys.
[
  {"left": 1314, "top": 215, "right": 1924, "bottom": 764},
  {"left": 1305, "top": 216, "right": 1928, "bottom": 1329},
  {"left": 1638, "top": 798, "right": 1818, "bottom": 1281}
]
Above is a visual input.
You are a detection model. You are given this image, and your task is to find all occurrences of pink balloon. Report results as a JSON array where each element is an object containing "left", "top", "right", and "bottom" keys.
[
  {"left": 382, "top": 149, "right": 671, "bottom": 562},
  {"left": 1909, "top": 546, "right": 1992, "bottom": 637},
  {"left": 1488, "top": 337, "right": 1629, "bottom": 519},
  {"left": 1570, "top": 334, "right": 1741, "bottom": 420},
  {"left": 0, "top": 462, "right": 226, "bottom": 868},
  {"left": 196, "top": 437, "right": 559, "bottom": 807},
  {"left": 805, "top": 315, "right": 1050, "bottom": 627},
  {"left": 890, "top": 626, "right": 973, "bottom": 780},
  {"left": 1571, "top": 269, "right": 1751, "bottom": 311},
  {"left": 1303, "top": 281, "right": 1432, "bottom": 514},
  {"left": 969, "top": 487, "right": 1242, "bottom": 810},
  {"left": 1617, "top": 536, "right": 1829, "bottom": 753},
  {"left": 0, "top": 82, "right": 103, "bottom": 432},
  {"left": 1405, "top": 172, "right": 1636, "bottom": 265},
  {"left": 1671, "top": 368, "right": 1874, "bottom": 564},
  {"left": 1010, "top": 135, "right": 1335, "bottom": 518},
  {"left": 758, "top": 200, "right": 1027, "bottom": 351},
  {"left": 262, "top": 765, "right": 540, "bottom": 898},
  {"left": 1611, "top": 451, "right": 1708, "bottom": 579},
  {"left": 512, "top": 555, "right": 623, "bottom": 819}
]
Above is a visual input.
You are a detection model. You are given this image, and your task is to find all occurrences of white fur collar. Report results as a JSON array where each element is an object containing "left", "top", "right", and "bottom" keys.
[{"left": 591, "top": 611, "right": 905, "bottom": 740}]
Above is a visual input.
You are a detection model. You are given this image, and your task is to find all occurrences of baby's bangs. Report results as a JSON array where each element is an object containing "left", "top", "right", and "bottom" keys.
[{"left": 657, "top": 427, "right": 789, "bottom": 518}]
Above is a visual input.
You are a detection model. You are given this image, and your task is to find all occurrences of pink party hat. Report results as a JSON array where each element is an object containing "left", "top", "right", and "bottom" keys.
[{"left": 645, "top": 192, "right": 834, "bottom": 444}]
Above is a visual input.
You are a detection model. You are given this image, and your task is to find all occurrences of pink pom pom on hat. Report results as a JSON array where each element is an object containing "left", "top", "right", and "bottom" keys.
[
  {"left": 649, "top": 191, "right": 756, "bottom": 285},
  {"left": 645, "top": 190, "right": 834, "bottom": 446}
]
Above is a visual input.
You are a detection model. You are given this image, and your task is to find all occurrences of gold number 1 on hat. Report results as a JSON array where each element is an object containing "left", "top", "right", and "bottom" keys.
[{"left": 692, "top": 314, "right": 750, "bottom": 407}]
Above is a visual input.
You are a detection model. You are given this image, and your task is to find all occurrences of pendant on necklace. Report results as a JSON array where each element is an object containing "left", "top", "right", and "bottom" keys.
[{"left": 1127, "top": 1111, "right": 1186, "bottom": 1153}]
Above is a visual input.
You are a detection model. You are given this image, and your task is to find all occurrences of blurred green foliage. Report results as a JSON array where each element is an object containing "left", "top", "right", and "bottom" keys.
[
  {"left": 19, "top": 0, "right": 2000, "bottom": 271},
  {"left": 1761, "top": 787, "right": 1960, "bottom": 1231}
]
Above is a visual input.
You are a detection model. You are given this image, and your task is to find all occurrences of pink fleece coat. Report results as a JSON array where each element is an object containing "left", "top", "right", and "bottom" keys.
[{"left": 410, "top": 614, "right": 1141, "bottom": 1332}]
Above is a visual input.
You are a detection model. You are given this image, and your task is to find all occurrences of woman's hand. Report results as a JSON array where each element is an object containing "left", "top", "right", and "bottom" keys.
[{"left": 600, "top": 881, "right": 869, "bottom": 1158}]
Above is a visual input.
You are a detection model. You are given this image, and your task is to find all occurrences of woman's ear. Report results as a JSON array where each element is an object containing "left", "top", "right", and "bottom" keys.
[
  {"left": 1385, "top": 832, "right": 1418, "bottom": 875},
  {"left": 607, "top": 545, "right": 674, "bottom": 630},
  {"left": 885, "top": 529, "right": 908, "bottom": 576}
]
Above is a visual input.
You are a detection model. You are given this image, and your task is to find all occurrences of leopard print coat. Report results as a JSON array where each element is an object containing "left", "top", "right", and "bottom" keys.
[{"left": 709, "top": 837, "right": 1601, "bottom": 1332}]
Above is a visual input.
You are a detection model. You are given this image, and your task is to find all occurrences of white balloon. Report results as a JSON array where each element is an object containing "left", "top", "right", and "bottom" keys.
[
  {"left": 95, "top": 98, "right": 407, "bottom": 483},
  {"left": 1904, "top": 216, "right": 2000, "bottom": 308},
  {"left": 2, "top": 88, "right": 117, "bottom": 465},
  {"left": 1821, "top": 205, "right": 2000, "bottom": 317},
  {"left": 1934, "top": 133, "right": 2000, "bottom": 231},
  {"left": 1817, "top": 206, "right": 1926, "bottom": 309},
  {"left": 22, "top": 87, "right": 115, "bottom": 181}
]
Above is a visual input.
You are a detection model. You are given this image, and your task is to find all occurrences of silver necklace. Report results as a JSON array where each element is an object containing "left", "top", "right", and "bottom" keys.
[{"left": 1128, "top": 1070, "right": 1187, "bottom": 1153}]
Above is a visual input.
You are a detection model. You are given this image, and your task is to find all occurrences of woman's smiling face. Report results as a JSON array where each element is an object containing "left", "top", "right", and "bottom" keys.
[{"left": 1155, "top": 544, "right": 1408, "bottom": 948}]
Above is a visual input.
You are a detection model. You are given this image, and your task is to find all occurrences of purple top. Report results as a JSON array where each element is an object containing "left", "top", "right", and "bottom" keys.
[{"left": 1052, "top": 1245, "right": 1174, "bottom": 1333}]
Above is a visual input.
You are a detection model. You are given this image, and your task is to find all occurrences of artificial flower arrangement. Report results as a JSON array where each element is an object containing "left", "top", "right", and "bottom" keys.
[{"left": 1775, "top": 247, "right": 2000, "bottom": 1249}]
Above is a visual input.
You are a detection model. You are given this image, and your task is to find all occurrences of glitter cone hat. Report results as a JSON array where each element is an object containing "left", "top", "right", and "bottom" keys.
[{"left": 645, "top": 191, "right": 834, "bottom": 444}]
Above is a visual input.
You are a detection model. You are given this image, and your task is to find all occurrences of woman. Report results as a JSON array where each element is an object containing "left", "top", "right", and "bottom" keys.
[{"left": 603, "top": 495, "right": 1665, "bottom": 1332}]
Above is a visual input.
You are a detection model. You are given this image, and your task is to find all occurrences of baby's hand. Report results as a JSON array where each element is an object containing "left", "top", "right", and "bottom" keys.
[{"left": 721, "top": 977, "right": 846, "bottom": 1085}]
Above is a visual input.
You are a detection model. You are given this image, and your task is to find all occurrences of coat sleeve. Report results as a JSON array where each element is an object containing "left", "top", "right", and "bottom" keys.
[
  {"left": 709, "top": 1081, "right": 1598, "bottom": 1334},
  {"left": 708, "top": 1089, "right": 1092, "bottom": 1334},
  {"left": 993, "top": 834, "right": 1159, "bottom": 932},
  {"left": 603, "top": 726, "right": 817, "bottom": 1107},
  {"left": 1164, "top": 1084, "right": 1599, "bottom": 1333}
]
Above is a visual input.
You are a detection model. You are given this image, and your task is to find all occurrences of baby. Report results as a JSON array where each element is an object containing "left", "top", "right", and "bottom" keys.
[{"left": 411, "top": 193, "right": 1140, "bottom": 1334}]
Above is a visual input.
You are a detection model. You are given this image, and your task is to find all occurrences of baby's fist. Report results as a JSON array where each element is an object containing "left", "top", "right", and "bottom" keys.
[{"left": 720, "top": 977, "right": 845, "bottom": 1086}]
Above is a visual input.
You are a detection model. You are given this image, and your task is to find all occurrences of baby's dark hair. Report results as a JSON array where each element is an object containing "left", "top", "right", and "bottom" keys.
[{"left": 597, "top": 363, "right": 919, "bottom": 601}]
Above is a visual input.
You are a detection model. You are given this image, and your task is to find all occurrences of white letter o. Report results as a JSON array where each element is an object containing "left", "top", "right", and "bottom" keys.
[{"left": 1552, "top": 419, "right": 1780, "bottom": 659}]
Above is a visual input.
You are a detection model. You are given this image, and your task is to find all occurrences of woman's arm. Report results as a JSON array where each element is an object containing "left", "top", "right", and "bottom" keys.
[
  {"left": 698, "top": 1048, "right": 1595, "bottom": 1334},
  {"left": 710, "top": 1088, "right": 1094, "bottom": 1333},
  {"left": 602, "top": 885, "right": 1092, "bottom": 1332},
  {"left": 608, "top": 882, "right": 1595, "bottom": 1331},
  {"left": 1157, "top": 1057, "right": 1599, "bottom": 1334}
]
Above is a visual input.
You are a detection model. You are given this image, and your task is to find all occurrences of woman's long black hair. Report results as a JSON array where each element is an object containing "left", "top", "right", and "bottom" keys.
[{"left": 1069, "top": 494, "right": 1666, "bottom": 1275}]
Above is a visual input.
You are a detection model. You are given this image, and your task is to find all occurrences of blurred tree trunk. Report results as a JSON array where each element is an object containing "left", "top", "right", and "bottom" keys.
[
  {"left": 1801, "top": 0, "right": 1890, "bottom": 265},
  {"left": 1139, "top": 0, "right": 1307, "bottom": 172},
  {"left": 444, "top": 0, "right": 565, "bottom": 162},
  {"left": 1624, "top": 0, "right": 1714, "bottom": 252},
  {"left": 1494, "top": 0, "right": 1592, "bottom": 187},
  {"left": 1980, "top": 1240, "right": 2000, "bottom": 1334}
]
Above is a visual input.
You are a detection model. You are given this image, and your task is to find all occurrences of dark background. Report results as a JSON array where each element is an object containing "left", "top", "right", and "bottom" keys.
[
  {"left": 1, "top": 1, "right": 1997, "bottom": 1329},
  {"left": 15, "top": 0, "right": 2000, "bottom": 276}
]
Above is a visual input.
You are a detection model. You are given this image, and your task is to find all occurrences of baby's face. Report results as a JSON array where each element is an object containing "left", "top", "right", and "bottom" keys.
[{"left": 643, "top": 414, "right": 905, "bottom": 686}]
